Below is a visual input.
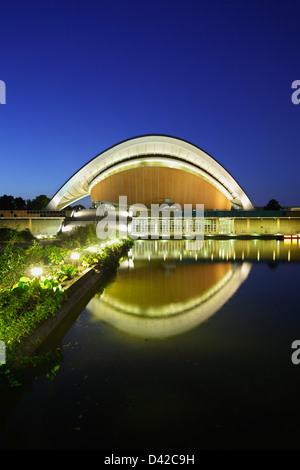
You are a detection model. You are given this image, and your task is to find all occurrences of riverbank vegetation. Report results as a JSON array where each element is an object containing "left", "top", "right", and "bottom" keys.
[
  {"left": 0, "top": 227, "right": 36, "bottom": 243},
  {"left": 0, "top": 225, "right": 133, "bottom": 382}
]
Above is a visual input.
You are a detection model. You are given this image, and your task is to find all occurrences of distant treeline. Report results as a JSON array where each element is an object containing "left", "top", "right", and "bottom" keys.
[
  {"left": 0, "top": 194, "right": 50, "bottom": 210},
  {"left": 0, "top": 194, "right": 281, "bottom": 212}
]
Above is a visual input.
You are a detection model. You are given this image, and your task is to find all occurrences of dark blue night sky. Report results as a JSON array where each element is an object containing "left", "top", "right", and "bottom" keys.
[{"left": 0, "top": 0, "right": 300, "bottom": 207}]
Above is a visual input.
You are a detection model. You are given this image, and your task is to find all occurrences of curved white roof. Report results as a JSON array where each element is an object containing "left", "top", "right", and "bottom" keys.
[
  {"left": 47, "top": 134, "right": 254, "bottom": 210},
  {"left": 87, "top": 262, "right": 252, "bottom": 338}
]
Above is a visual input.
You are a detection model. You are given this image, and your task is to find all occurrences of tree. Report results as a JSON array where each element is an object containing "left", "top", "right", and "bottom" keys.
[
  {"left": 65, "top": 204, "right": 85, "bottom": 211},
  {"left": 264, "top": 199, "right": 281, "bottom": 210},
  {"left": 0, "top": 194, "right": 50, "bottom": 210},
  {"left": 14, "top": 197, "right": 27, "bottom": 210},
  {"left": 0, "top": 195, "right": 15, "bottom": 210},
  {"left": 27, "top": 195, "right": 50, "bottom": 210}
]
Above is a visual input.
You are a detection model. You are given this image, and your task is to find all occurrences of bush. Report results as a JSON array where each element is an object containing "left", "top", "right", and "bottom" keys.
[
  {"left": 51, "top": 264, "right": 79, "bottom": 281},
  {"left": 17, "top": 230, "right": 36, "bottom": 242},
  {"left": 24, "top": 242, "right": 68, "bottom": 266},
  {"left": 0, "top": 236, "right": 134, "bottom": 369},
  {"left": 0, "top": 228, "right": 18, "bottom": 241},
  {"left": 0, "top": 228, "right": 35, "bottom": 242},
  {"left": 0, "top": 243, "right": 26, "bottom": 290},
  {"left": 57, "top": 224, "right": 98, "bottom": 249},
  {"left": 0, "top": 276, "right": 66, "bottom": 361}
]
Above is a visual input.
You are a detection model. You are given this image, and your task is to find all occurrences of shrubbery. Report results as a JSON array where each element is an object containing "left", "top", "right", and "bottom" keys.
[
  {"left": 25, "top": 242, "right": 68, "bottom": 266},
  {"left": 0, "top": 227, "right": 134, "bottom": 371},
  {"left": 0, "top": 228, "right": 35, "bottom": 242},
  {"left": 0, "top": 277, "right": 66, "bottom": 356},
  {"left": 0, "top": 243, "right": 26, "bottom": 290},
  {"left": 57, "top": 224, "right": 99, "bottom": 249}
]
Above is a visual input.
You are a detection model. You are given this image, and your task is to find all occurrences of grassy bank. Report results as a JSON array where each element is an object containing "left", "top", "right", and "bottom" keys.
[{"left": 0, "top": 225, "right": 133, "bottom": 380}]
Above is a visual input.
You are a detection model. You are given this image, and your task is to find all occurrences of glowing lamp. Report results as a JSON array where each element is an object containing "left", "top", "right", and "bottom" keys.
[
  {"left": 31, "top": 267, "right": 43, "bottom": 277},
  {"left": 87, "top": 246, "right": 98, "bottom": 253},
  {"left": 71, "top": 252, "right": 80, "bottom": 260}
]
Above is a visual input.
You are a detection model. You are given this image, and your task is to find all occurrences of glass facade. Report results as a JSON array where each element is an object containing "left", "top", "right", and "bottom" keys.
[{"left": 130, "top": 217, "right": 233, "bottom": 238}]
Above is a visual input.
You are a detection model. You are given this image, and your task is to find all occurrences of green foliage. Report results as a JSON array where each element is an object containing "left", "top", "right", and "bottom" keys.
[
  {"left": 0, "top": 228, "right": 18, "bottom": 241},
  {"left": 39, "top": 276, "right": 63, "bottom": 292},
  {"left": 81, "top": 251, "right": 105, "bottom": 267},
  {"left": 25, "top": 242, "right": 68, "bottom": 266},
  {"left": 0, "top": 228, "right": 35, "bottom": 245},
  {"left": 0, "top": 193, "right": 50, "bottom": 210},
  {"left": 57, "top": 224, "right": 98, "bottom": 249},
  {"left": 26, "top": 194, "right": 50, "bottom": 210},
  {"left": 18, "top": 230, "right": 36, "bottom": 241},
  {"left": 45, "top": 364, "right": 60, "bottom": 380},
  {"left": 24, "top": 241, "right": 45, "bottom": 265},
  {"left": 0, "top": 236, "right": 133, "bottom": 370},
  {"left": 0, "top": 346, "right": 66, "bottom": 389},
  {"left": 0, "top": 228, "right": 35, "bottom": 242},
  {"left": 11, "top": 277, "right": 31, "bottom": 296},
  {"left": 0, "top": 242, "right": 26, "bottom": 290},
  {"left": 55, "top": 264, "right": 79, "bottom": 281},
  {"left": 264, "top": 199, "right": 281, "bottom": 211},
  {"left": 0, "top": 275, "right": 66, "bottom": 363},
  {"left": 0, "top": 194, "right": 16, "bottom": 210},
  {"left": 45, "top": 245, "right": 68, "bottom": 265},
  {"left": 80, "top": 237, "right": 134, "bottom": 269},
  {"left": 61, "top": 264, "right": 78, "bottom": 279},
  {"left": 0, "top": 366, "right": 21, "bottom": 388}
]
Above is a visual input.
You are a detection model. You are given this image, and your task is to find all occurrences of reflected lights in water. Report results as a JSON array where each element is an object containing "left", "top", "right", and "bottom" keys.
[{"left": 87, "top": 240, "right": 253, "bottom": 338}]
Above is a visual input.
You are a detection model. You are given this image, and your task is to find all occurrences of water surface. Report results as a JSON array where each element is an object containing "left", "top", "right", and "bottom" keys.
[{"left": 1, "top": 239, "right": 300, "bottom": 450}]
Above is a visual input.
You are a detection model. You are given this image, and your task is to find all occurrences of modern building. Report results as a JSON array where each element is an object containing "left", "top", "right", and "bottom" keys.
[
  {"left": 47, "top": 134, "right": 254, "bottom": 212},
  {"left": 2, "top": 135, "right": 298, "bottom": 238},
  {"left": 44, "top": 134, "right": 300, "bottom": 237}
]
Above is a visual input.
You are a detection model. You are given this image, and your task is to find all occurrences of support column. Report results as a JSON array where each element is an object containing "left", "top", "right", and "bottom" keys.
[
  {"left": 277, "top": 218, "right": 280, "bottom": 233},
  {"left": 246, "top": 218, "right": 250, "bottom": 234}
]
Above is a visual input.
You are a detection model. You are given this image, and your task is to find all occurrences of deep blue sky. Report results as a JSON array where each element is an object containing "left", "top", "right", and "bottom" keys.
[{"left": 0, "top": 0, "right": 300, "bottom": 207}]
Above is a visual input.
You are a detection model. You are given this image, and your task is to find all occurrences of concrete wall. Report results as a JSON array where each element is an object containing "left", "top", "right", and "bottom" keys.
[
  {"left": 233, "top": 218, "right": 300, "bottom": 235},
  {"left": 3, "top": 214, "right": 299, "bottom": 237},
  {"left": 0, "top": 218, "right": 64, "bottom": 236}
]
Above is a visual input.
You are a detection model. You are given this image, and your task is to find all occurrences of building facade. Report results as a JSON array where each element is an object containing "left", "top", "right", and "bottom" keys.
[
  {"left": 42, "top": 135, "right": 299, "bottom": 237},
  {"left": 46, "top": 134, "right": 254, "bottom": 212}
]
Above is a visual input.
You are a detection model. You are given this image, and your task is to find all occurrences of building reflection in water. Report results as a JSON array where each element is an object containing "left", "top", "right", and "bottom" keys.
[
  {"left": 86, "top": 240, "right": 254, "bottom": 338},
  {"left": 128, "top": 238, "right": 300, "bottom": 262}
]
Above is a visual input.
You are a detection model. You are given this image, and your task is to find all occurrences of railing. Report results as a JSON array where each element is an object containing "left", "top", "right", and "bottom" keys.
[{"left": 0, "top": 210, "right": 66, "bottom": 218}]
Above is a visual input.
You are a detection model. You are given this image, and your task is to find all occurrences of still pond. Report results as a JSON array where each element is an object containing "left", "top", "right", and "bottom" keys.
[{"left": 1, "top": 239, "right": 300, "bottom": 450}]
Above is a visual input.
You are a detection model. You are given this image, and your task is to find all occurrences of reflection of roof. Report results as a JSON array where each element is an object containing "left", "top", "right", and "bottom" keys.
[
  {"left": 87, "top": 262, "right": 252, "bottom": 338},
  {"left": 98, "top": 262, "right": 233, "bottom": 315},
  {"left": 47, "top": 135, "right": 254, "bottom": 210}
]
